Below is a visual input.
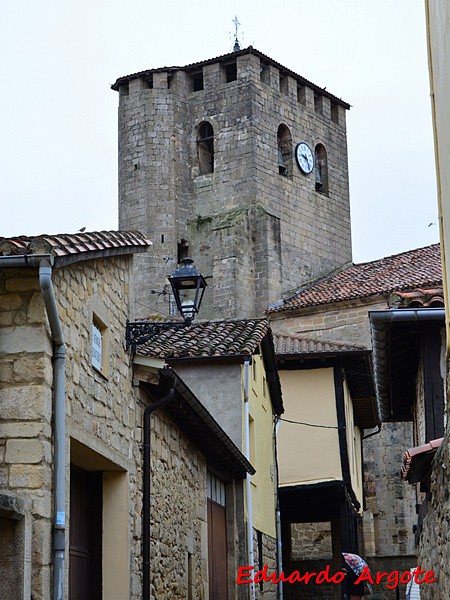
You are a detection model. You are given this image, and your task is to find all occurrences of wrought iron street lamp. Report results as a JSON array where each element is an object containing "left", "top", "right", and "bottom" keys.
[
  {"left": 168, "top": 257, "right": 207, "bottom": 324},
  {"left": 126, "top": 257, "right": 207, "bottom": 352}
]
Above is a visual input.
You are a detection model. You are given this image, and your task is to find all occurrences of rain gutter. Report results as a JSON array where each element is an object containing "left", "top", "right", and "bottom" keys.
[
  {"left": 243, "top": 359, "right": 256, "bottom": 600},
  {"left": 0, "top": 254, "right": 66, "bottom": 600},
  {"left": 369, "top": 308, "right": 445, "bottom": 421}
]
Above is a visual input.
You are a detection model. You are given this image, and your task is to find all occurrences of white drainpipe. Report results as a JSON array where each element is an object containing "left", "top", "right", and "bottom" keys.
[
  {"left": 243, "top": 359, "right": 256, "bottom": 600},
  {"left": 274, "top": 417, "right": 283, "bottom": 600}
]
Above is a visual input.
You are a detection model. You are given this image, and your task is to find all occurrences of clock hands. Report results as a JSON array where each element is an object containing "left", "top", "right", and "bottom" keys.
[{"left": 295, "top": 142, "right": 313, "bottom": 173}]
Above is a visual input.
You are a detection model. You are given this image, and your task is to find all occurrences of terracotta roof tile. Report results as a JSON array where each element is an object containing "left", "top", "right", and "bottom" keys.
[
  {"left": 0, "top": 230, "right": 152, "bottom": 260},
  {"left": 135, "top": 318, "right": 270, "bottom": 359},
  {"left": 388, "top": 288, "right": 444, "bottom": 308},
  {"left": 273, "top": 332, "right": 367, "bottom": 355},
  {"left": 268, "top": 244, "right": 442, "bottom": 314},
  {"left": 401, "top": 438, "right": 443, "bottom": 483}
]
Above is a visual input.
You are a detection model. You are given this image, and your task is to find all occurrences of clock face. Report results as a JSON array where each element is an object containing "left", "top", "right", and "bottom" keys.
[{"left": 295, "top": 142, "right": 314, "bottom": 174}]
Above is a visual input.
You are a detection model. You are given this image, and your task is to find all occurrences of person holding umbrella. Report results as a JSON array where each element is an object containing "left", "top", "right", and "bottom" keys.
[{"left": 342, "top": 552, "right": 373, "bottom": 599}]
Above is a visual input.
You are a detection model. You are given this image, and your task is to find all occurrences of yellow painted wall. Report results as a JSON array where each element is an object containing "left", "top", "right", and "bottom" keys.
[
  {"left": 426, "top": 0, "right": 450, "bottom": 346},
  {"left": 103, "top": 472, "right": 130, "bottom": 599},
  {"left": 244, "top": 355, "right": 277, "bottom": 538},
  {"left": 277, "top": 368, "right": 342, "bottom": 486},
  {"left": 343, "top": 381, "right": 363, "bottom": 509}
]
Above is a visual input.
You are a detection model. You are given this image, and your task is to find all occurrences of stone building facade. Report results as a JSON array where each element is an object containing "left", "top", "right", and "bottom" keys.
[
  {"left": 0, "top": 231, "right": 151, "bottom": 599},
  {"left": 0, "top": 231, "right": 253, "bottom": 600},
  {"left": 268, "top": 244, "right": 442, "bottom": 599},
  {"left": 416, "top": 436, "right": 450, "bottom": 600},
  {"left": 112, "top": 46, "right": 353, "bottom": 320},
  {"left": 369, "top": 297, "right": 446, "bottom": 600},
  {"left": 129, "top": 318, "right": 283, "bottom": 600},
  {"left": 133, "top": 365, "right": 253, "bottom": 600}
]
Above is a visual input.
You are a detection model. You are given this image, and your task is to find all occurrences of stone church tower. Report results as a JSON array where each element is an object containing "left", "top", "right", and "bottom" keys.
[{"left": 113, "top": 47, "right": 352, "bottom": 319}]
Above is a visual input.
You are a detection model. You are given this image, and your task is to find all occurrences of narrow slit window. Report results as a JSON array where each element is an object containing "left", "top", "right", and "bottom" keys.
[
  {"left": 315, "top": 144, "right": 328, "bottom": 194},
  {"left": 314, "top": 92, "right": 323, "bottom": 115},
  {"left": 331, "top": 101, "right": 339, "bottom": 125},
  {"left": 224, "top": 61, "right": 237, "bottom": 83},
  {"left": 192, "top": 71, "right": 204, "bottom": 92},
  {"left": 297, "top": 84, "right": 306, "bottom": 105},
  {"left": 177, "top": 239, "right": 190, "bottom": 263},
  {"left": 196, "top": 122, "right": 214, "bottom": 175},
  {"left": 260, "top": 61, "right": 270, "bottom": 85},
  {"left": 277, "top": 124, "right": 292, "bottom": 177}
]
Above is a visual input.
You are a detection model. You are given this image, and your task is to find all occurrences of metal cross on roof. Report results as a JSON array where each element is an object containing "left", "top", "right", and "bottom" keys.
[{"left": 232, "top": 15, "right": 241, "bottom": 51}]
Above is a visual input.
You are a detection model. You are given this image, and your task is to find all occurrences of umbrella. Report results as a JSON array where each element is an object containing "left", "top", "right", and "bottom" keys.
[{"left": 342, "top": 552, "right": 373, "bottom": 594}]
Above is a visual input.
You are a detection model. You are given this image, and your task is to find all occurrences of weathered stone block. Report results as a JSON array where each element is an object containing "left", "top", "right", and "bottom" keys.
[
  {"left": 0, "top": 325, "right": 51, "bottom": 355},
  {"left": 9, "top": 465, "right": 50, "bottom": 489},
  {"left": 27, "top": 292, "right": 47, "bottom": 322},
  {"left": 32, "top": 491, "right": 52, "bottom": 519},
  {"left": 0, "top": 421, "right": 44, "bottom": 440},
  {"left": 0, "top": 294, "right": 22, "bottom": 311},
  {"left": 5, "top": 277, "right": 40, "bottom": 292},
  {"left": 0, "top": 359, "right": 13, "bottom": 383},
  {"left": 13, "top": 354, "right": 52, "bottom": 385},
  {"left": 5, "top": 440, "right": 45, "bottom": 464},
  {"left": 0, "top": 385, "right": 52, "bottom": 421}
]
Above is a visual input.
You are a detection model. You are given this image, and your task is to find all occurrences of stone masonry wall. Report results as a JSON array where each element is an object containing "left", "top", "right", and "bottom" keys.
[
  {"left": 53, "top": 256, "right": 144, "bottom": 598},
  {"left": 0, "top": 267, "right": 54, "bottom": 599},
  {"left": 148, "top": 408, "right": 209, "bottom": 600},
  {"left": 290, "top": 522, "right": 332, "bottom": 560},
  {"left": 56, "top": 256, "right": 138, "bottom": 466},
  {"left": 363, "top": 422, "right": 415, "bottom": 558},
  {"left": 269, "top": 296, "right": 387, "bottom": 347},
  {"left": 416, "top": 370, "right": 450, "bottom": 600},
  {"left": 0, "top": 257, "right": 144, "bottom": 599}
]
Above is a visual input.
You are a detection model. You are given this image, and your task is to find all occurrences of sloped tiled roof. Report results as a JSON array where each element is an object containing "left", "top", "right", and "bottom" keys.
[
  {"left": 401, "top": 438, "right": 443, "bottom": 484},
  {"left": 268, "top": 244, "right": 442, "bottom": 314},
  {"left": 135, "top": 318, "right": 270, "bottom": 359},
  {"left": 0, "top": 231, "right": 152, "bottom": 265},
  {"left": 274, "top": 332, "right": 378, "bottom": 428},
  {"left": 273, "top": 332, "right": 367, "bottom": 355},
  {"left": 111, "top": 46, "right": 350, "bottom": 108}
]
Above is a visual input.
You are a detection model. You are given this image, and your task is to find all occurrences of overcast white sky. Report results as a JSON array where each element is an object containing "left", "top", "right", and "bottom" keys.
[{"left": 1, "top": 0, "right": 439, "bottom": 263}]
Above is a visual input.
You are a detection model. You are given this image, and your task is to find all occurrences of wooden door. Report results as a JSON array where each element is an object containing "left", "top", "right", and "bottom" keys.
[
  {"left": 207, "top": 498, "right": 228, "bottom": 600},
  {"left": 69, "top": 466, "right": 102, "bottom": 600}
]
